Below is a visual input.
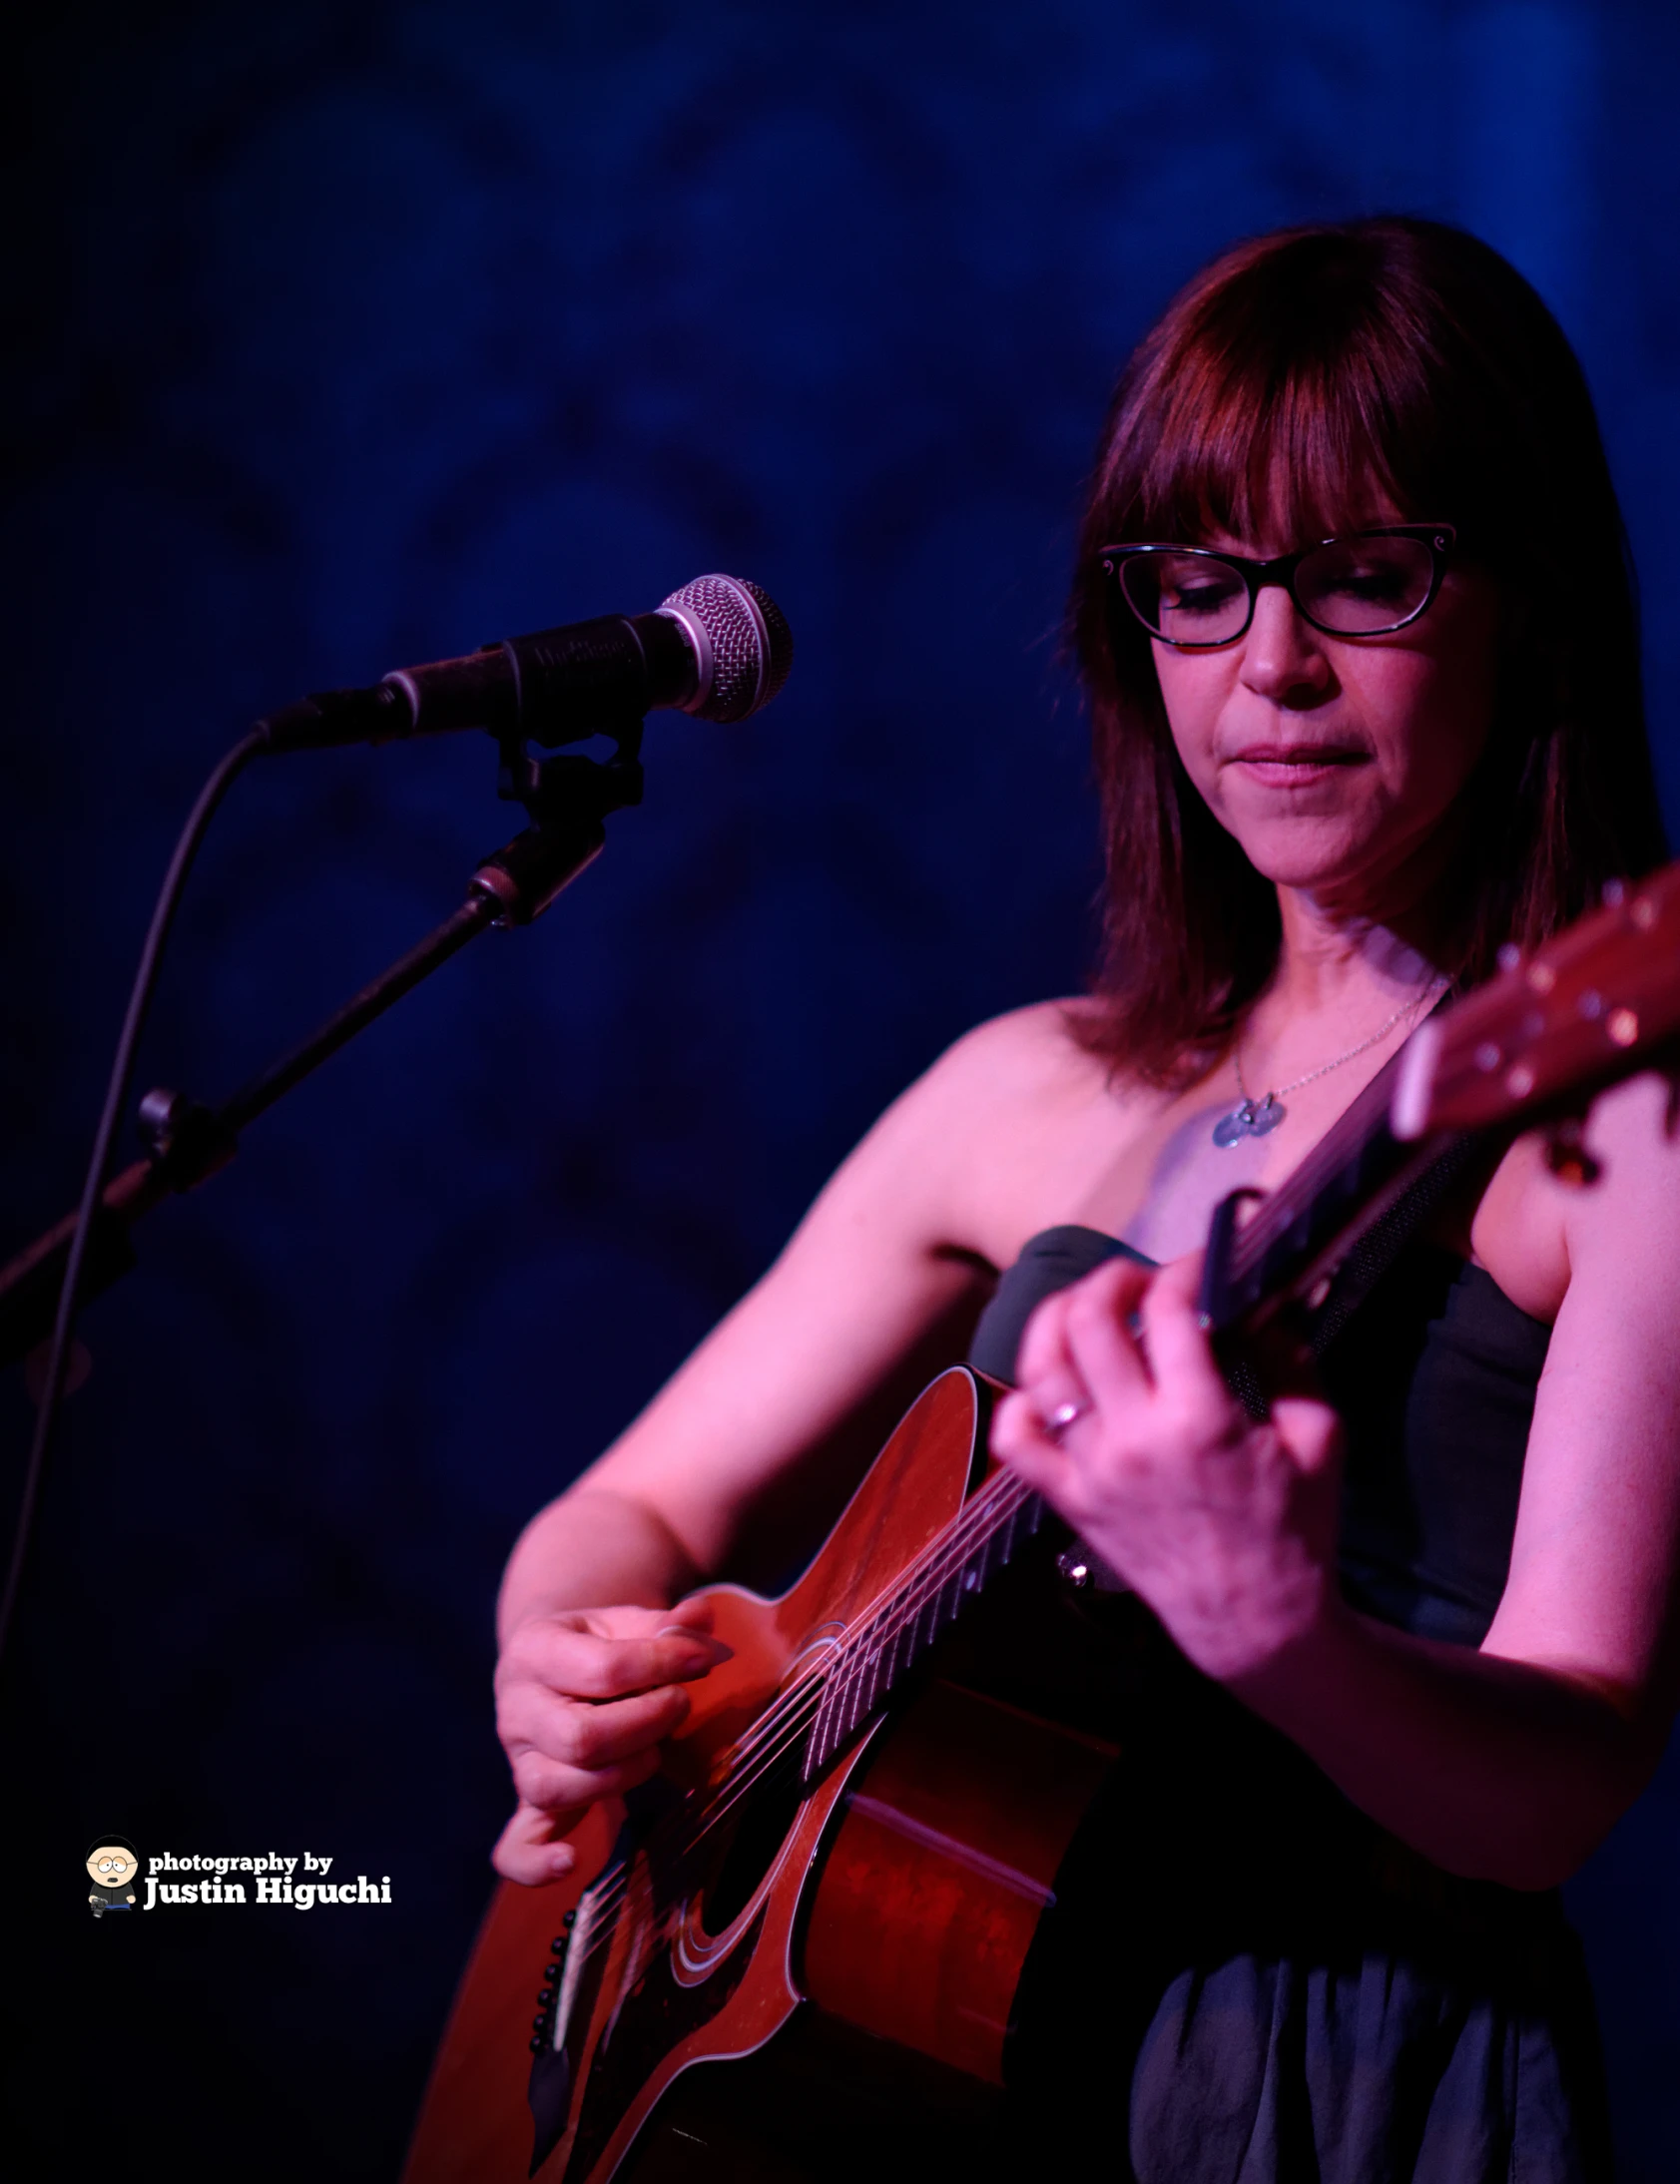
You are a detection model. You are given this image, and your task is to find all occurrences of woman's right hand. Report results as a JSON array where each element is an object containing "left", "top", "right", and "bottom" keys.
[{"left": 492, "top": 1598, "right": 733, "bottom": 1885}]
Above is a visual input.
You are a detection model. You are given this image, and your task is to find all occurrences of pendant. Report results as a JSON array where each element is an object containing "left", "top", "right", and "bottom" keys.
[{"left": 1212, "top": 1093, "right": 1286, "bottom": 1148}]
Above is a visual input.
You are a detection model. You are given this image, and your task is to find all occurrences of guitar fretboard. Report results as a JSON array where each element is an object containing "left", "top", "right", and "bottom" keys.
[{"left": 802, "top": 1464, "right": 1044, "bottom": 1783}]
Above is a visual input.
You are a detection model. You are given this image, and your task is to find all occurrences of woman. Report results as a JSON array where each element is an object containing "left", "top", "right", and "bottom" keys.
[{"left": 492, "top": 219, "right": 1680, "bottom": 2178}]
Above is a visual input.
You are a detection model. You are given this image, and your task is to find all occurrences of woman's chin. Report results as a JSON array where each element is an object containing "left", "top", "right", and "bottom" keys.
[
  {"left": 1235, "top": 818, "right": 1454, "bottom": 932},
  {"left": 1227, "top": 818, "right": 1380, "bottom": 896}
]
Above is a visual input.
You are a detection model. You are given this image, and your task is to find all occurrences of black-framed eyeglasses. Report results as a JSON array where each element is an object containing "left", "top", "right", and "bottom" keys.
[{"left": 1097, "top": 524, "right": 1456, "bottom": 649}]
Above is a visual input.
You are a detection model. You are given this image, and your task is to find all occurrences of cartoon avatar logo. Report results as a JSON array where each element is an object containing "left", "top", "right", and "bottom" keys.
[{"left": 88, "top": 1837, "right": 139, "bottom": 1916}]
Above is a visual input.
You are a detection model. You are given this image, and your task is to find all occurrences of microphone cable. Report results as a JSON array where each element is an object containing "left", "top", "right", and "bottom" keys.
[{"left": 0, "top": 726, "right": 270, "bottom": 1677}]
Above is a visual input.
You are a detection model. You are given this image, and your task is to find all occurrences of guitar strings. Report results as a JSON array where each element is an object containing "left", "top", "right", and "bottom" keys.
[
  {"left": 558, "top": 1466, "right": 1041, "bottom": 1970},
  {"left": 568, "top": 1468, "right": 1070, "bottom": 1983},
  {"left": 700, "top": 1461, "right": 1033, "bottom": 1807},
  {"left": 567, "top": 1474, "right": 1010, "bottom": 1946},
  {"left": 553, "top": 1466, "right": 1018, "bottom": 1951},
  {"left": 558, "top": 1680, "right": 829, "bottom": 1966}
]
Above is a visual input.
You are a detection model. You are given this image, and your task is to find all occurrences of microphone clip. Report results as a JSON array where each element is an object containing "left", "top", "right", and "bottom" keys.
[
  {"left": 470, "top": 714, "right": 645, "bottom": 925},
  {"left": 495, "top": 712, "right": 644, "bottom": 825}
]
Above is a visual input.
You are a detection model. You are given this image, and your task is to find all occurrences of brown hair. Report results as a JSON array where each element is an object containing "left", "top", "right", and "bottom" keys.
[{"left": 1073, "top": 215, "right": 1667, "bottom": 1086}]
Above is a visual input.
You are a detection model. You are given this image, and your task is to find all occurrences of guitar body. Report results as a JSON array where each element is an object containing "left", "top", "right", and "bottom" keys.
[
  {"left": 403, "top": 1369, "right": 1116, "bottom": 2184},
  {"left": 400, "top": 880, "right": 1680, "bottom": 2184}
]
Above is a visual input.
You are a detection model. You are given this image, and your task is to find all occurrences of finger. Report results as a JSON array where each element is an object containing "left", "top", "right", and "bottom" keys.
[
  {"left": 1012, "top": 1283, "right": 1076, "bottom": 1391},
  {"left": 511, "top": 1739, "right": 664, "bottom": 1818},
  {"left": 514, "top": 1621, "right": 730, "bottom": 1701},
  {"left": 1269, "top": 1394, "right": 1344, "bottom": 1477},
  {"left": 573, "top": 1595, "right": 719, "bottom": 1645},
  {"left": 1015, "top": 1253, "right": 1153, "bottom": 1388},
  {"left": 653, "top": 1595, "right": 717, "bottom": 1640},
  {"left": 989, "top": 1385, "right": 1076, "bottom": 1493},
  {"left": 1057, "top": 1255, "right": 1160, "bottom": 1416},
  {"left": 1015, "top": 1258, "right": 1157, "bottom": 1447},
  {"left": 501, "top": 1679, "right": 692, "bottom": 1771},
  {"left": 1134, "top": 1252, "right": 1234, "bottom": 1419},
  {"left": 491, "top": 1799, "right": 583, "bottom": 1888}
]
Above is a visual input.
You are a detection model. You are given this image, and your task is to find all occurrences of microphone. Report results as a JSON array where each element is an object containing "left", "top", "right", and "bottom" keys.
[{"left": 261, "top": 575, "right": 794, "bottom": 754}]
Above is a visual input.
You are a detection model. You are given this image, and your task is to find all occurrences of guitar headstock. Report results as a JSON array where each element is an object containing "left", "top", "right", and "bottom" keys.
[{"left": 1393, "top": 862, "right": 1680, "bottom": 1140}]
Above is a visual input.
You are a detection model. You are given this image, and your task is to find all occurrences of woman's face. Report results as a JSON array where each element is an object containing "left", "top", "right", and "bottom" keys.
[{"left": 1151, "top": 514, "right": 1502, "bottom": 920}]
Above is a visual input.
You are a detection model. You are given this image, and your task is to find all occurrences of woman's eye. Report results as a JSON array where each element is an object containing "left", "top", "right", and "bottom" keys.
[
  {"left": 1163, "top": 575, "right": 1242, "bottom": 615},
  {"left": 1327, "top": 564, "right": 1407, "bottom": 601},
  {"left": 1304, "top": 540, "right": 1432, "bottom": 613}
]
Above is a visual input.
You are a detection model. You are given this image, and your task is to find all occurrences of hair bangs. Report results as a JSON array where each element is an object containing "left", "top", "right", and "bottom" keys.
[{"left": 1124, "top": 278, "right": 1441, "bottom": 549}]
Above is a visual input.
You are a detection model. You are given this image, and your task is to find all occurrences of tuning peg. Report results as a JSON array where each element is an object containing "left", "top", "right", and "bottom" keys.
[{"left": 1542, "top": 1115, "right": 1601, "bottom": 1188}]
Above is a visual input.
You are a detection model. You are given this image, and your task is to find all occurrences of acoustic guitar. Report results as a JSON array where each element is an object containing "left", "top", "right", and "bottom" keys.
[{"left": 403, "top": 862, "right": 1680, "bottom": 2184}]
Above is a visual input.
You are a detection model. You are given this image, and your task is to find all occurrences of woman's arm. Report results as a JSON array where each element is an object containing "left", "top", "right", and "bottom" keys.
[
  {"left": 491, "top": 1003, "right": 1096, "bottom": 1881},
  {"left": 994, "top": 1070, "right": 1680, "bottom": 1892}
]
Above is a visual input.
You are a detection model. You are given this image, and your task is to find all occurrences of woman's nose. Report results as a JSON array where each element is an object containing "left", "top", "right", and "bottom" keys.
[{"left": 1239, "top": 583, "right": 1333, "bottom": 704}]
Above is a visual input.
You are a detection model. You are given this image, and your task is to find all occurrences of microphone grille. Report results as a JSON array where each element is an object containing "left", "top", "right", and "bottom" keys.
[{"left": 658, "top": 575, "right": 794, "bottom": 723}]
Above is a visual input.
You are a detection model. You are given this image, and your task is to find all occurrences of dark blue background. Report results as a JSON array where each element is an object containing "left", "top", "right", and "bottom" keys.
[{"left": 6, "top": 3, "right": 1680, "bottom": 2175}]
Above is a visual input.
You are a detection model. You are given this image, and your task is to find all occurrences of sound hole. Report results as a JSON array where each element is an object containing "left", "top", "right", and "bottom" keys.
[{"left": 698, "top": 1767, "right": 807, "bottom": 1937}]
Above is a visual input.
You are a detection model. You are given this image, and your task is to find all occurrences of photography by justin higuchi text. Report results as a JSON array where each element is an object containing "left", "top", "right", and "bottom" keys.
[{"left": 87, "top": 1838, "right": 393, "bottom": 1914}]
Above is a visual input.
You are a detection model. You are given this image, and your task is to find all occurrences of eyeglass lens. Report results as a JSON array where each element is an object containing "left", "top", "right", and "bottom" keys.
[{"left": 1119, "top": 534, "right": 1436, "bottom": 644}]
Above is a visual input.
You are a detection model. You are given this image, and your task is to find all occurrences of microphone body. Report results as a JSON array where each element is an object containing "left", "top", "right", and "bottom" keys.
[
  {"left": 262, "top": 575, "right": 792, "bottom": 754},
  {"left": 387, "top": 608, "right": 697, "bottom": 742}
]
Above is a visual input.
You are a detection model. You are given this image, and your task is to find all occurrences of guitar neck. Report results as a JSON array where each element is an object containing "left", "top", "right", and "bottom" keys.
[{"left": 1201, "top": 1037, "right": 1472, "bottom": 1340}]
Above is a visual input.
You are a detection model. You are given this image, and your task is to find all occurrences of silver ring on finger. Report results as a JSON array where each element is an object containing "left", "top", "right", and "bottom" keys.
[{"left": 1042, "top": 1397, "right": 1090, "bottom": 1442}]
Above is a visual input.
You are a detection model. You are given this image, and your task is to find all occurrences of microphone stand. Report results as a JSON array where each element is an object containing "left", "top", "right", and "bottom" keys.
[{"left": 0, "top": 716, "right": 645, "bottom": 1367}]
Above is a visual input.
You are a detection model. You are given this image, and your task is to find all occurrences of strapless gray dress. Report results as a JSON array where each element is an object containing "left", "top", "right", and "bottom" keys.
[{"left": 970, "top": 1228, "right": 1611, "bottom": 2184}]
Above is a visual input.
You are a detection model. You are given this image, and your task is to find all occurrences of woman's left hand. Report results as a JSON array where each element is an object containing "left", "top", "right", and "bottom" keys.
[{"left": 991, "top": 1252, "right": 1346, "bottom": 1685}]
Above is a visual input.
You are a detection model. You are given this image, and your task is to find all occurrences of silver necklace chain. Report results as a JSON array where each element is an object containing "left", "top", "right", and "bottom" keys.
[{"left": 1214, "top": 982, "right": 1445, "bottom": 1148}]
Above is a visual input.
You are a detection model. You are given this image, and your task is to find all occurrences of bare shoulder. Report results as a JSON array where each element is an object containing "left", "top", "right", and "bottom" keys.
[
  {"left": 912, "top": 996, "right": 1120, "bottom": 1113},
  {"left": 1473, "top": 1069, "right": 1680, "bottom": 1324},
  {"left": 857, "top": 997, "right": 1152, "bottom": 1266},
  {"left": 1564, "top": 1069, "right": 1680, "bottom": 1274}
]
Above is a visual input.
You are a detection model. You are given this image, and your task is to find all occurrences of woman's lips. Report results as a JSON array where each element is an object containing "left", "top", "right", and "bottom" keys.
[{"left": 1228, "top": 745, "right": 1365, "bottom": 787}]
